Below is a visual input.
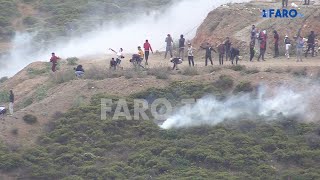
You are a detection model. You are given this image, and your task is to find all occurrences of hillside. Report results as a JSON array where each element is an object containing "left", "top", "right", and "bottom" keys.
[
  {"left": 1, "top": 0, "right": 320, "bottom": 179},
  {"left": 193, "top": 1, "right": 320, "bottom": 57},
  {"left": 0, "top": 0, "right": 175, "bottom": 50}
]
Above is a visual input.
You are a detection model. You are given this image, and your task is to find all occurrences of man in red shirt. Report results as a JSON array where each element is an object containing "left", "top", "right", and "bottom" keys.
[
  {"left": 50, "top": 52, "right": 60, "bottom": 72},
  {"left": 143, "top": 40, "right": 153, "bottom": 65}
]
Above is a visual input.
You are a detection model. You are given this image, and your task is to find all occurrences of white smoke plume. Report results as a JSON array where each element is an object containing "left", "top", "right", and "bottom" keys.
[
  {"left": 0, "top": 0, "right": 250, "bottom": 77},
  {"left": 160, "top": 85, "right": 317, "bottom": 129}
]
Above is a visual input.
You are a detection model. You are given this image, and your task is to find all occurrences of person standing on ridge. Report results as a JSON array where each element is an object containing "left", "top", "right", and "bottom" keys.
[
  {"left": 258, "top": 30, "right": 267, "bottom": 61},
  {"left": 179, "top": 35, "right": 185, "bottom": 60},
  {"left": 230, "top": 46, "right": 240, "bottom": 65},
  {"left": 165, "top": 34, "right": 173, "bottom": 59},
  {"left": 284, "top": 35, "right": 292, "bottom": 59},
  {"left": 218, "top": 42, "right": 225, "bottom": 65},
  {"left": 303, "top": 0, "right": 310, "bottom": 5},
  {"left": 143, "top": 40, "right": 153, "bottom": 65},
  {"left": 251, "top": 25, "right": 256, "bottom": 42},
  {"left": 296, "top": 35, "right": 304, "bottom": 62},
  {"left": 187, "top": 43, "right": 195, "bottom": 67},
  {"left": 249, "top": 39, "right": 255, "bottom": 62},
  {"left": 273, "top": 30, "right": 280, "bottom": 58},
  {"left": 305, "top": 31, "right": 316, "bottom": 57},
  {"left": 282, "top": 0, "right": 288, "bottom": 8},
  {"left": 200, "top": 43, "right": 217, "bottom": 66},
  {"left": 50, "top": 53, "right": 60, "bottom": 72},
  {"left": 9, "top": 90, "right": 14, "bottom": 116},
  {"left": 224, "top": 37, "right": 232, "bottom": 61}
]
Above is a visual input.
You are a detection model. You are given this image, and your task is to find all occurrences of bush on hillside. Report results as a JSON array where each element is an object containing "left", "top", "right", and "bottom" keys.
[
  {"left": 213, "top": 75, "right": 234, "bottom": 91},
  {"left": 182, "top": 67, "right": 199, "bottom": 76},
  {"left": 23, "top": 114, "right": 38, "bottom": 125},
  {"left": 147, "top": 67, "right": 170, "bottom": 79},
  {"left": 0, "top": 76, "right": 8, "bottom": 83},
  {"left": 66, "top": 57, "right": 79, "bottom": 66},
  {"left": 228, "top": 65, "right": 246, "bottom": 71},
  {"left": 234, "top": 81, "right": 254, "bottom": 93}
]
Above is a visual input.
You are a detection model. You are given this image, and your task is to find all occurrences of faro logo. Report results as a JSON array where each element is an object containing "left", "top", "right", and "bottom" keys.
[{"left": 262, "top": 9, "right": 303, "bottom": 18}]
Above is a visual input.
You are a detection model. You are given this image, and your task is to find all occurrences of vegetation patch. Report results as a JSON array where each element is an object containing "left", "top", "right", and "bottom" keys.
[
  {"left": 23, "top": 114, "right": 38, "bottom": 125},
  {"left": 234, "top": 81, "right": 254, "bottom": 93}
]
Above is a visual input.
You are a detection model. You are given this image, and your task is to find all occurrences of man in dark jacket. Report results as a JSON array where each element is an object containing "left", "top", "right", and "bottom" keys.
[
  {"left": 224, "top": 37, "right": 232, "bottom": 61},
  {"left": 201, "top": 43, "right": 217, "bottom": 66},
  {"left": 305, "top": 31, "right": 316, "bottom": 57},
  {"left": 274, "top": 30, "right": 280, "bottom": 58},
  {"left": 230, "top": 47, "right": 240, "bottom": 65},
  {"left": 218, "top": 43, "right": 225, "bottom": 65},
  {"left": 179, "top": 35, "right": 185, "bottom": 60},
  {"left": 9, "top": 90, "right": 14, "bottom": 115}
]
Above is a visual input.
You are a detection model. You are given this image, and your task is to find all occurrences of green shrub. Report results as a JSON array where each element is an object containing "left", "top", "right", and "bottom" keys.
[
  {"left": 234, "top": 81, "right": 254, "bottom": 93},
  {"left": 213, "top": 75, "right": 234, "bottom": 91},
  {"left": 23, "top": 16, "right": 38, "bottom": 26},
  {"left": 27, "top": 68, "right": 47, "bottom": 76},
  {"left": 293, "top": 67, "right": 307, "bottom": 77},
  {"left": 245, "top": 67, "right": 260, "bottom": 74},
  {"left": 0, "top": 76, "right": 8, "bottom": 83},
  {"left": 66, "top": 57, "right": 79, "bottom": 65},
  {"left": 147, "top": 67, "right": 170, "bottom": 79},
  {"left": 0, "top": 91, "right": 9, "bottom": 103},
  {"left": 182, "top": 67, "right": 199, "bottom": 76},
  {"left": 229, "top": 65, "right": 246, "bottom": 71},
  {"left": 23, "top": 114, "right": 38, "bottom": 125},
  {"left": 51, "top": 69, "right": 76, "bottom": 84},
  {"left": 21, "top": 97, "right": 33, "bottom": 108},
  {"left": 11, "top": 128, "right": 18, "bottom": 135}
]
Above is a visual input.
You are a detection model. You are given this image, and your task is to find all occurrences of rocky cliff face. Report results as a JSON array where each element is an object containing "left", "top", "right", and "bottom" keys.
[{"left": 193, "top": 1, "right": 320, "bottom": 56}]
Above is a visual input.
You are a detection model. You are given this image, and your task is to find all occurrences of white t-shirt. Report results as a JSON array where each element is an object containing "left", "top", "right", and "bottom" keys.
[
  {"left": 187, "top": 46, "right": 194, "bottom": 56},
  {"left": 117, "top": 51, "right": 123, "bottom": 59},
  {"left": 0, "top": 107, "right": 5, "bottom": 111}
]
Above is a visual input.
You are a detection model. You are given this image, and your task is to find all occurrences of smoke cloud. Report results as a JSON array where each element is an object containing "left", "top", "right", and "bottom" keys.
[
  {"left": 0, "top": 0, "right": 250, "bottom": 77},
  {"left": 160, "top": 85, "right": 317, "bottom": 129}
]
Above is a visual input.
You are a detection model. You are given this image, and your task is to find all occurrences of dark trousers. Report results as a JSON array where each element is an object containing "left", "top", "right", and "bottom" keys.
[
  {"left": 274, "top": 43, "right": 279, "bottom": 57},
  {"left": 282, "top": 0, "right": 288, "bottom": 7},
  {"left": 205, "top": 56, "right": 213, "bottom": 66},
  {"left": 305, "top": 43, "right": 315, "bottom": 57},
  {"left": 145, "top": 51, "right": 150, "bottom": 62},
  {"left": 258, "top": 49, "right": 266, "bottom": 61},
  {"left": 51, "top": 63, "right": 57, "bottom": 72},
  {"left": 231, "top": 56, "right": 239, "bottom": 65},
  {"left": 188, "top": 56, "right": 194, "bottom": 66},
  {"left": 225, "top": 49, "right": 230, "bottom": 61},
  {"left": 250, "top": 47, "right": 255, "bottom": 61},
  {"left": 304, "top": 0, "right": 310, "bottom": 4},
  {"left": 219, "top": 54, "right": 224, "bottom": 65}
]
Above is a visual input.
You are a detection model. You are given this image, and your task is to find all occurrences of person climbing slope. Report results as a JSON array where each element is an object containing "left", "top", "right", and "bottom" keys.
[{"left": 50, "top": 52, "right": 61, "bottom": 72}]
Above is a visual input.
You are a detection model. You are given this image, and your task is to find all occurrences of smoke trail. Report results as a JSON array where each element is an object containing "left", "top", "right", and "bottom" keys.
[
  {"left": 160, "top": 86, "right": 315, "bottom": 129},
  {"left": 0, "top": 0, "right": 250, "bottom": 77}
]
